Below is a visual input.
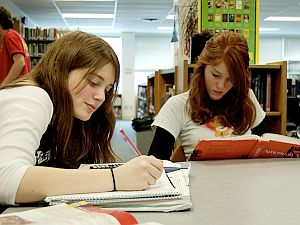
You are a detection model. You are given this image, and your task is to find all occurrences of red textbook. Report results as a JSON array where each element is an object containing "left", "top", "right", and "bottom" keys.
[
  {"left": 189, "top": 133, "right": 300, "bottom": 160},
  {"left": 0, "top": 201, "right": 165, "bottom": 225}
]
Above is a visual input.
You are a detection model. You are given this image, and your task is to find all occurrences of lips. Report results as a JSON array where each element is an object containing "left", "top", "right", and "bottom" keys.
[
  {"left": 85, "top": 102, "right": 97, "bottom": 111},
  {"left": 213, "top": 90, "right": 224, "bottom": 95}
]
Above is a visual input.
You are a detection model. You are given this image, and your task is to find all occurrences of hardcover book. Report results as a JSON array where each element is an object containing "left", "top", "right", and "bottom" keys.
[
  {"left": 0, "top": 202, "right": 163, "bottom": 225},
  {"left": 189, "top": 133, "right": 300, "bottom": 160}
]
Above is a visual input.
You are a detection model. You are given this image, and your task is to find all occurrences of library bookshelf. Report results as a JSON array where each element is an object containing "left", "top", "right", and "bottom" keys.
[
  {"left": 137, "top": 84, "right": 147, "bottom": 118},
  {"left": 12, "top": 18, "right": 60, "bottom": 68},
  {"left": 146, "top": 72, "right": 156, "bottom": 116},
  {"left": 23, "top": 28, "right": 60, "bottom": 67},
  {"left": 146, "top": 67, "right": 178, "bottom": 116},
  {"left": 177, "top": 60, "right": 196, "bottom": 93}
]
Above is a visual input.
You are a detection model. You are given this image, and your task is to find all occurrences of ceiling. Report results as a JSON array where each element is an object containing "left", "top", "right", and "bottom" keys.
[
  {"left": 7, "top": 0, "right": 300, "bottom": 37},
  {"left": 260, "top": 0, "right": 300, "bottom": 37},
  {"left": 9, "top": 0, "right": 175, "bottom": 36}
]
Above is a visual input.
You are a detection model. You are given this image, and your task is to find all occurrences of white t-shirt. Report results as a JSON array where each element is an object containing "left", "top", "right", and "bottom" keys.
[
  {"left": 152, "top": 89, "right": 266, "bottom": 157},
  {"left": 0, "top": 86, "right": 53, "bottom": 205}
]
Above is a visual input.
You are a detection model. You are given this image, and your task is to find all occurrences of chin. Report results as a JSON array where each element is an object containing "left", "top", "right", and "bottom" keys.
[
  {"left": 74, "top": 114, "right": 92, "bottom": 121},
  {"left": 209, "top": 92, "right": 225, "bottom": 101},
  {"left": 210, "top": 95, "right": 222, "bottom": 101}
]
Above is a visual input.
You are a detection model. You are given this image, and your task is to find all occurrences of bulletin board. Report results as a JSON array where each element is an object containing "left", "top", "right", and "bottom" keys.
[{"left": 198, "top": 0, "right": 259, "bottom": 64}]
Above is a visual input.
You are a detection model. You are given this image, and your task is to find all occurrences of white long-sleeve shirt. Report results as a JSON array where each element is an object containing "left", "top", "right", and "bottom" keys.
[{"left": 0, "top": 86, "right": 53, "bottom": 205}]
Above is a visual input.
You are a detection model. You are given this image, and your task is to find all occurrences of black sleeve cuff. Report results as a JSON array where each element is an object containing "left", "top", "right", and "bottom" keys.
[{"left": 148, "top": 126, "right": 175, "bottom": 160}]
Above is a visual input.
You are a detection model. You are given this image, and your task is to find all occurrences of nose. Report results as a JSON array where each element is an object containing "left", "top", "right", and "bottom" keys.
[
  {"left": 216, "top": 79, "right": 226, "bottom": 90},
  {"left": 94, "top": 88, "right": 105, "bottom": 103}
]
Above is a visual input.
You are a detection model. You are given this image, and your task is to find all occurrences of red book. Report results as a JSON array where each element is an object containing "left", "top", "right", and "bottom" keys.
[
  {"left": 189, "top": 133, "right": 300, "bottom": 160},
  {"left": 0, "top": 202, "right": 142, "bottom": 225},
  {"left": 76, "top": 203, "right": 138, "bottom": 225}
]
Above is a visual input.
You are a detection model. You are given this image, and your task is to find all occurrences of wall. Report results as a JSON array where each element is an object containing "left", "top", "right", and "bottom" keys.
[
  {"left": 134, "top": 35, "right": 174, "bottom": 88},
  {"left": 259, "top": 38, "right": 283, "bottom": 64},
  {"left": 284, "top": 38, "right": 300, "bottom": 61},
  {"left": 135, "top": 36, "right": 174, "bottom": 70},
  {"left": 259, "top": 37, "right": 300, "bottom": 63},
  {"left": 259, "top": 36, "right": 300, "bottom": 83},
  {"left": 120, "top": 34, "right": 174, "bottom": 119}
]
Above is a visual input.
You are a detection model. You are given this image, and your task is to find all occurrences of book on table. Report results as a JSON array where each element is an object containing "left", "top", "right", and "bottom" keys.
[
  {"left": 0, "top": 201, "right": 164, "bottom": 225},
  {"left": 189, "top": 133, "right": 300, "bottom": 160},
  {"left": 44, "top": 161, "right": 192, "bottom": 212}
]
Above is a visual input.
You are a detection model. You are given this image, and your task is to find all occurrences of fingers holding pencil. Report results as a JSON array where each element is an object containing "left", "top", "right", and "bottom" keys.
[
  {"left": 114, "top": 155, "right": 163, "bottom": 190},
  {"left": 117, "top": 129, "right": 163, "bottom": 190}
]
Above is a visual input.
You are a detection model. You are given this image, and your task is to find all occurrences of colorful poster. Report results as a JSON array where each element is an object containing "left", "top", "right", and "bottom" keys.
[{"left": 201, "top": 0, "right": 256, "bottom": 64}]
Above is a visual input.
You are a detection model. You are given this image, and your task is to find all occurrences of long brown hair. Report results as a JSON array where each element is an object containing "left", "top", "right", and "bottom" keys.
[
  {"left": 3, "top": 31, "right": 120, "bottom": 168},
  {"left": 188, "top": 31, "right": 255, "bottom": 134}
]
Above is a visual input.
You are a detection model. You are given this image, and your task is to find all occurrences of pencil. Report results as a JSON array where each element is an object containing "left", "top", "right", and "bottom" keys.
[{"left": 119, "top": 129, "right": 142, "bottom": 156}]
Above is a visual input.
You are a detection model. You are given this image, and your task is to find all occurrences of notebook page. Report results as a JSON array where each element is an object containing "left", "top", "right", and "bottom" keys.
[
  {"left": 100, "top": 168, "right": 192, "bottom": 212},
  {"left": 45, "top": 170, "right": 181, "bottom": 205}
]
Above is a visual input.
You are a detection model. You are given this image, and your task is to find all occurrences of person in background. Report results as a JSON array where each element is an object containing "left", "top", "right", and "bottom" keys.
[
  {"left": 0, "top": 31, "right": 163, "bottom": 206},
  {"left": 148, "top": 31, "right": 266, "bottom": 160},
  {"left": 0, "top": 6, "right": 30, "bottom": 87}
]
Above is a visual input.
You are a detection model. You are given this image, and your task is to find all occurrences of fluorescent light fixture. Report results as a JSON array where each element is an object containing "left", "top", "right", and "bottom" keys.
[
  {"left": 62, "top": 13, "right": 114, "bottom": 19},
  {"left": 166, "top": 14, "right": 174, "bottom": 20},
  {"left": 264, "top": 16, "right": 300, "bottom": 22},
  {"left": 260, "top": 27, "right": 280, "bottom": 32},
  {"left": 157, "top": 26, "right": 173, "bottom": 31},
  {"left": 69, "top": 25, "right": 112, "bottom": 31}
]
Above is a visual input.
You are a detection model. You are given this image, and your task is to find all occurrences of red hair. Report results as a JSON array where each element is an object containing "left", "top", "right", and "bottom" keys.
[{"left": 188, "top": 31, "right": 255, "bottom": 134}]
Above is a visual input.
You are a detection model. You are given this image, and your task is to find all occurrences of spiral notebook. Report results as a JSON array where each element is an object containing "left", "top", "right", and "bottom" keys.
[{"left": 44, "top": 169, "right": 182, "bottom": 207}]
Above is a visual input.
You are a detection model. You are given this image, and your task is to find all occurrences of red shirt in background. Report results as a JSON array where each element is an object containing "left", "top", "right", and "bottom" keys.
[{"left": 0, "top": 29, "right": 31, "bottom": 83}]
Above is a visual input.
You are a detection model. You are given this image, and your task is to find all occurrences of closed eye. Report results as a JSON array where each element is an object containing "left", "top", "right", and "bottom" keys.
[
  {"left": 90, "top": 82, "right": 98, "bottom": 87},
  {"left": 213, "top": 73, "right": 221, "bottom": 78},
  {"left": 87, "top": 78, "right": 100, "bottom": 87}
]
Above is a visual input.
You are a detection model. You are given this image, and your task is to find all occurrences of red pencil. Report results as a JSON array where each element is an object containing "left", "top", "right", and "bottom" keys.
[{"left": 119, "top": 129, "right": 142, "bottom": 156}]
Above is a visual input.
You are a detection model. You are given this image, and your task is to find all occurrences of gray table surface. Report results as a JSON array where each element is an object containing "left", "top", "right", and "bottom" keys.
[{"left": 4, "top": 158, "right": 300, "bottom": 225}]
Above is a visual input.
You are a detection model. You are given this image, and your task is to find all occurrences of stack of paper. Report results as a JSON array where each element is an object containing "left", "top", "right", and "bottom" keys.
[{"left": 44, "top": 162, "right": 192, "bottom": 212}]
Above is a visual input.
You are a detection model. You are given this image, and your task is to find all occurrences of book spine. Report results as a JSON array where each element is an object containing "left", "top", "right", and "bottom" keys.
[{"left": 265, "top": 74, "right": 271, "bottom": 112}]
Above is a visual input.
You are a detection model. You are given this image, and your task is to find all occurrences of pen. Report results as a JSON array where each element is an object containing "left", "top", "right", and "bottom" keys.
[{"left": 119, "top": 129, "right": 142, "bottom": 156}]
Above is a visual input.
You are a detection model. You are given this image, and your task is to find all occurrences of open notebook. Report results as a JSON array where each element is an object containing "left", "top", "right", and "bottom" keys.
[{"left": 44, "top": 169, "right": 182, "bottom": 207}]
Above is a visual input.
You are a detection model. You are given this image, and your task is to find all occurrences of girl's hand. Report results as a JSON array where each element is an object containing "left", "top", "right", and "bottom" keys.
[{"left": 113, "top": 155, "right": 163, "bottom": 190}]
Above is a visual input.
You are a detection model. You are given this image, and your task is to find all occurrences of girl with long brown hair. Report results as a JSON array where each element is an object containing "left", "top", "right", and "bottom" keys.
[{"left": 0, "top": 31, "right": 163, "bottom": 205}]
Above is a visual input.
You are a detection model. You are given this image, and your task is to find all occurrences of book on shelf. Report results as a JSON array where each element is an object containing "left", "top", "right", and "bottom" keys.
[
  {"left": 251, "top": 73, "right": 271, "bottom": 112},
  {"left": 164, "top": 84, "right": 174, "bottom": 96},
  {"left": 0, "top": 201, "right": 164, "bottom": 225},
  {"left": 24, "top": 27, "right": 60, "bottom": 41},
  {"left": 265, "top": 73, "right": 271, "bottom": 112},
  {"left": 189, "top": 133, "right": 300, "bottom": 161},
  {"left": 44, "top": 162, "right": 192, "bottom": 212}
]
